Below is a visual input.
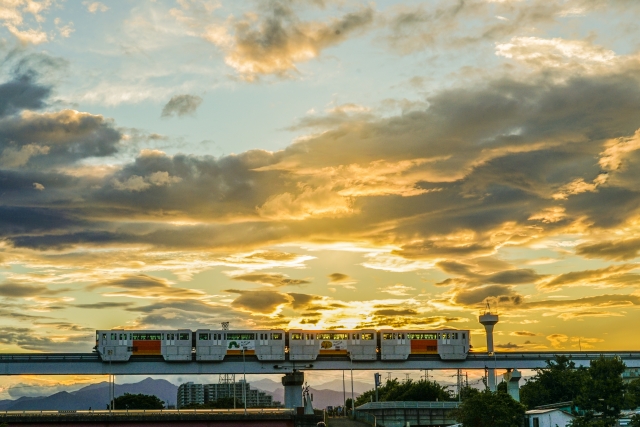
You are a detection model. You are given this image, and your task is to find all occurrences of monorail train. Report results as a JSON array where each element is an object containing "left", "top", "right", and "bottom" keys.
[{"left": 95, "top": 328, "right": 470, "bottom": 362}]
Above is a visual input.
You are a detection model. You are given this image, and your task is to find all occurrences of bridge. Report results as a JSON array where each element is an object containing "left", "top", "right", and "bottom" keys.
[
  {"left": 0, "top": 351, "right": 638, "bottom": 375},
  {"left": 1, "top": 350, "right": 638, "bottom": 409}
]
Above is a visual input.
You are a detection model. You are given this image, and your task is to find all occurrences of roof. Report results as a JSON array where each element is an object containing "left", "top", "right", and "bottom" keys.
[{"left": 526, "top": 408, "right": 575, "bottom": 418}]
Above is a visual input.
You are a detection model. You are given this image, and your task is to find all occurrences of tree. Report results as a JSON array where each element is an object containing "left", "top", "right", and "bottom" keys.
[
  {"left": 112, "top": 393, "right": 165, "bottom": 410},
  {"left": 625, "top": 378, "right": 640, "bottom": 409},
  {"left": 345, "top": 398, "right": 353, "bottom": 411},
  {"left": 454, "top": 389, "right": 525, "bottom": 427},
  {"left": 520, "top": 355, "right": 589, "bottom": 409},
  {"left": 573, "top": 356, "right": 626, "bottom": 426},
  {"left": 354, "top": 378, "right": 451, "bottom": 407}
]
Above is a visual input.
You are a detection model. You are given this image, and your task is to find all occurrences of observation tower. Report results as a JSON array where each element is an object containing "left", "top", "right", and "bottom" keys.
[{"left": 479, "top": 302, "right": 499, "bottom": 391}]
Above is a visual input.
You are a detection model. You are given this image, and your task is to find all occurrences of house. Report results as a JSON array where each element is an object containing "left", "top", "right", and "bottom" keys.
[{"left": 526, "top": 408, "right": 575, "bottom": 427}]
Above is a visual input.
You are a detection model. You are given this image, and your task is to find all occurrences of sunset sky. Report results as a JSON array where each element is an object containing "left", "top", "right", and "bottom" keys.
[{"left": 1, "top": 0, "right": 640, "bottom": 398}]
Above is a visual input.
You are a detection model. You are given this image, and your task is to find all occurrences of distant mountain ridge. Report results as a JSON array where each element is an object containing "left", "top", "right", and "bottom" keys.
[
  {"left": 0, "top": 376, "right": 371, "bottom": 410},
  {"left": 3, "top": 378, "right": 178, "bottom": 411}
]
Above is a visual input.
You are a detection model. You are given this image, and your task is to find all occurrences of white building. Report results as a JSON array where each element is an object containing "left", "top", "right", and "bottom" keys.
[{"left": 526, "top": 408, "right": 575, "bottom": 427}]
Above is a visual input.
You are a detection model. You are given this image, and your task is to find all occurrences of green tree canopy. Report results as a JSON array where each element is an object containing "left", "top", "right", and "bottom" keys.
[
  {"left": 354, "top": 378, "right": 451, "bottom": 407},
  {"left": 573, "top": 356, "right": 626, "bottom": 426},
  {"left": 112, "top": 393, "right": 164, "bottom": 410},
  {"left": 454, "top": 389, "right": 526, "bottom": 427},
  {"left": 520, "top": 355, "right": 589, "bottom": 409},
  {"left": 625, "top": 378, "right": 640, "bottom": 410}
]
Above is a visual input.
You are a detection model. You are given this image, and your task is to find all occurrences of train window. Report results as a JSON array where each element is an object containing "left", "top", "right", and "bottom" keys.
[
  {"left": 437, "top": 333, "right": 441, "bottom": 339},
  {"left": 462, "top": 333, "right": 466, "bottom": 339},
  {"left": 454, "top": 333, "right": 459, "bottom": 339},
  {"left": 383, "top": 333, "right": 393, "bottom": 340},
  {"left": 362, "top": 333, "right": 374, "bottom": 340},
  {"left": 199, "top": 333, "right": 209, "bottom": 340},
  {"left": 317, "top": 333, "right": 331, "bottom": 340},
  {"left": 103, "top": 334, "right": 106, "bottom": 339},
  {"left": 305, "top": 333, "right": 313, "bottom": 340},
  {"left": 271, "top": 333, "right": 283, "bottom": 340},
  {"left": 110, "top": 333, "right": 116, "bottom": 340},
  {"left": 179, "top": 333, "right": 189, "bottom": 340},
  {"left": 407, "top": 333, "right": 438, "bottom": 340},
  {"left": 96, "top": 333, "right": 99, "bottom": 341},
  {"left": 227, "top": 333, "right": 255, "bottom": 340},
  {"left": 399, "top": 333, "right": 404, "bottom": 339},
  {"left": 132, "top": 333, "right": 162, "bottom": 340},
  {"left": 291, "top": 333, "right": 302, "bottom": 340}
]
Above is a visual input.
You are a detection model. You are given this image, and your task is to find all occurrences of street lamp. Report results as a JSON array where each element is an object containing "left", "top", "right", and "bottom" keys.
[{"left": 242, "top": 346, "right": 247, "bottom": 415}]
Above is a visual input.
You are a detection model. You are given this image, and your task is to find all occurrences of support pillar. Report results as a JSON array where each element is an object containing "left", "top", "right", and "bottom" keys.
[
  {"left": 282, "top": 371, "right": 304, "bottom": 410},
  {"left": 503, "top": 368, "right": 522, "bottom": 402}
]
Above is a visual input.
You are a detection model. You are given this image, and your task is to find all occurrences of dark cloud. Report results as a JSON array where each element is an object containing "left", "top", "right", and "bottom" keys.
[
  {"left": 288, "top": 292, "right": 322, "bottom": 310},
  {"left": 576, "top": 238, "right": 640, "bottom": 261},
  {"left": 540, "top": 265, "right": 639, "bottom": 289},
  {"left": 90, "top": 274, "right": 207, "bottom": 299},
  {"left": 523, "top": 294, "right": 640, "bottom": 310},
  {"left": 496, "top": 342, "right": 522, "bottom": 349},
  {"left": 0, "top": 73, "right": 51, "bottom": 118},
  {"left": 511, "top": 331, "right": 538, "bottom": 337},
  {"left": 176, "top": 0, "right": 374, "bottom": 79},
  {"left": 230, "top": 272, "right": 310, "bottom": 287},
  {"left": 75, "top": 302, "right": 135, "bottom": 309},
  {"left": 0, "top": 327, "right": 92, "bottom": 352},
  {"left": 0, "top": 109, "right": 122, "bottom": 169},
  {"left": 374, "top": 308, "right": 419, "bottom": 316},
  {"left": 225, "top": 289, "right": 293, "bottom": 314},
  {"left": 161, "top": 94, "right": 203, "bottom": 118},
  {"left": 453, "top": 285, "right": 522, "bottom": 306},
  {"left": 0, "top": 282, "right": 68, "bottom": 298}
]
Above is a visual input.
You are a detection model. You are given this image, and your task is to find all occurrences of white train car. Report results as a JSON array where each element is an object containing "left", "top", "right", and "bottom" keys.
[
  {"left": 96, "top": 329, "right": 192, "bottom": 362},
  {"left": 195, "top": 329, "right": 285, "bottom": 361},
  {"left": 288, "top": 329, "right": 377, "bottom": 361},
  {"left": 379, "top": 329, "right": 469, "bottom": 360}
]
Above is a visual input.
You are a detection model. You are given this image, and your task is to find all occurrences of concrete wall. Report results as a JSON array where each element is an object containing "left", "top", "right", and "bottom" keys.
[{"left": 528, "top": 410, "right": 574, "bottom": 427}]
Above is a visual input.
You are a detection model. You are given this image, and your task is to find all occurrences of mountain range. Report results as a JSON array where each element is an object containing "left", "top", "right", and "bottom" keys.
[{"left": 0, "top": 377, "right": 370, "bottom": 410}]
